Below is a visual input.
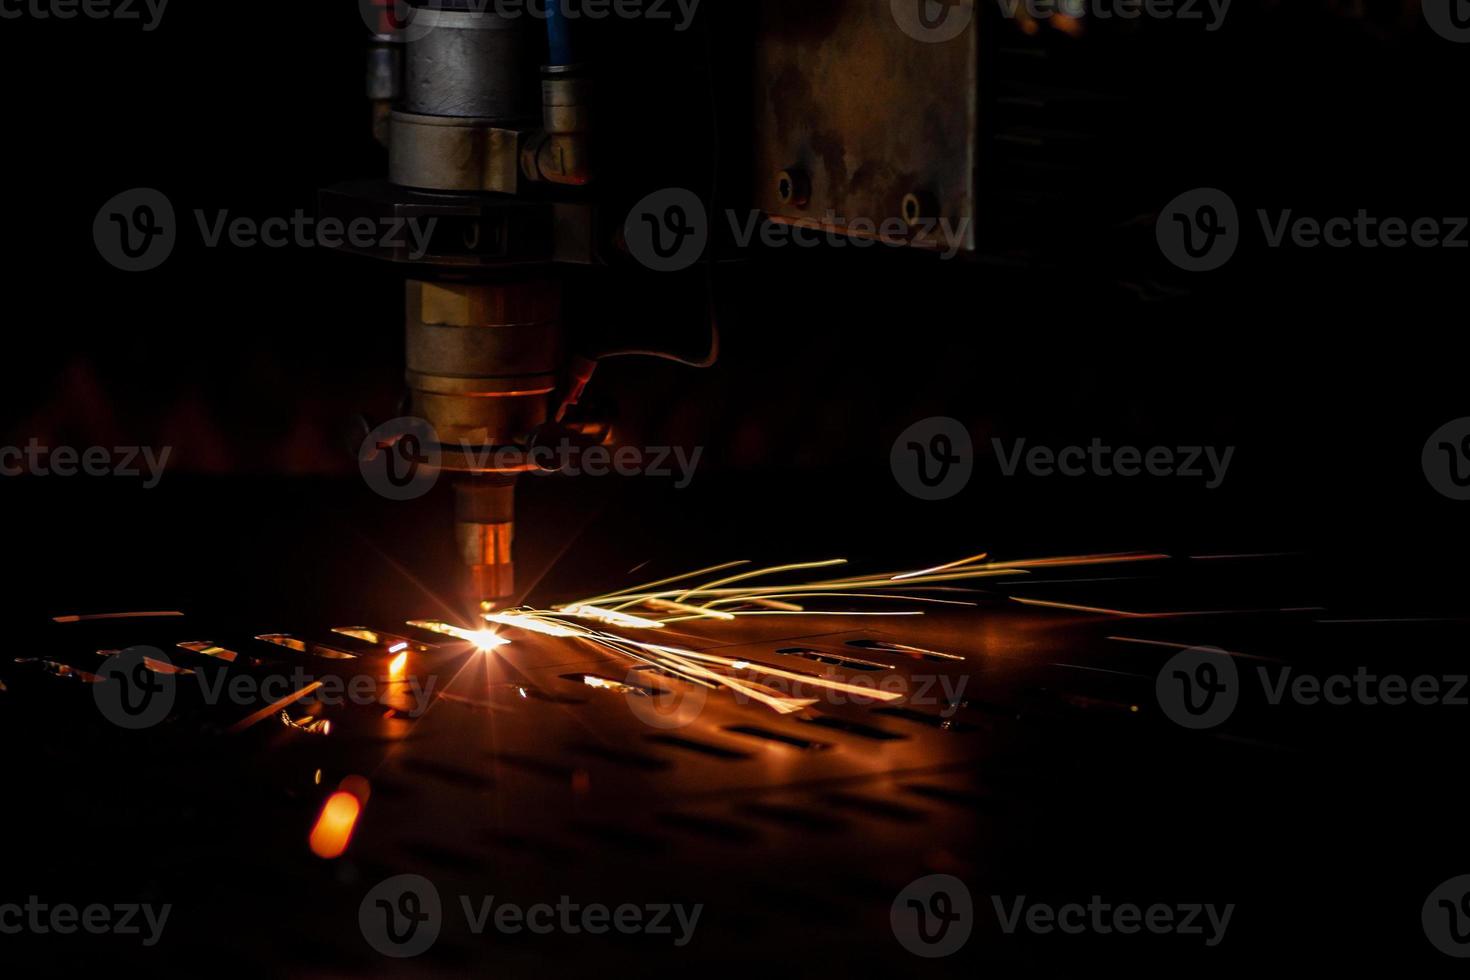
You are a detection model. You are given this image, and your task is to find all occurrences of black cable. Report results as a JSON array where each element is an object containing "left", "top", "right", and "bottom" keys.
[{"left": 592, "top": 4, "right": 723, "bottom": 370}]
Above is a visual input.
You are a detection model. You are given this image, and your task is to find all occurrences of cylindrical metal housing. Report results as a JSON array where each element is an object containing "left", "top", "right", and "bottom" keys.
[
  {"left": 403, "top": 6, "right": 540, "bottom": 121},
  {"left": 405, "top": 279, "right": 562, "bottom": 451},
  {"left": 455, "top": 477, "right": 516, "bottom": 603}
]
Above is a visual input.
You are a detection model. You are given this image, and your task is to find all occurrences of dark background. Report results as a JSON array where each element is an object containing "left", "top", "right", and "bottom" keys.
[
  {"left": 2, "top": 1, "right": 1464, "bottom": 571},
  {"left": 1, "top": 3, "right": 1468, "bottom": 975}
]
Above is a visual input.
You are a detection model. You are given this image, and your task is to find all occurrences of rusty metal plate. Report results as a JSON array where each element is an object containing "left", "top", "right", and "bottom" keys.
[{"left": 752, "top": 0, "right": 978, "bottom": 252}]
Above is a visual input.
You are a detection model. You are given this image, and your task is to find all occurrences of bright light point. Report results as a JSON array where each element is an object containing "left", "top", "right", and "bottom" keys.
[
  {"left": 731, "top": 660, "right": 750, "bottom": 670},
  {"left": 387, "top": 641, "right": 409, "bottom": 654},
  {"left": 472, "top": 630, "right": 509, "bottom": 652},
  {"left": 406, "top": 620, "right": 509, "bottom": 651},
  {"left": 309, "top": 791, "right": 361, "bottom": 859}
]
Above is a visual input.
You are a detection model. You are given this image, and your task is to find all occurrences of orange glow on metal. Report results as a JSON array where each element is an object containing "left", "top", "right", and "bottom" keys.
[
  {"left": 309, "top": 791, "right": 361, "bottom": 859},
  {"left": 407, "top": 620, "right": 510, "bottom": 651},
  {"left": 388, "top": 651, "right": 408, "bottom": 677}
]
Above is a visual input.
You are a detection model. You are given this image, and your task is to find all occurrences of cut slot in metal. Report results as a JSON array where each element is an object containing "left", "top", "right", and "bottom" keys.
[
  {"left": 12, "top": 658, "right": 103, "bottom": 683},
  {"left": 846, "top": 638, "right": 965, "bottom": 662},
  {"left": 331, "top": 627, "right": 433, "bottom": 654},
  {"left": 799, "top": 715, "right": 907, "bottom": 741},
  {"left": 51, "top": 610, "right": 185, "bottom": 624},
  {"left": 775, "top": 647, "right": 892, "bottom": 671},
  {"left": 562, "top": 672, "right": 660, "bottom": 697},
  {"left": 656, "top": 812, "right": 762, "bottom": 844},
  {"left": 735, "top": 803, "right": 847, "bottom": 832},
  {"left": 95, "top": 650, "right": 194, "bottom": 675},
  {"left": 821, "top": 792, "right": 928, "bottom": 823},
  {"left": 254, "top": 634, "right": 359, "bottom": 660},
  {"left": 645, "top": 734, "right": 752, "bottom": 760},
  {"left": 565, "top": 741, "right": 672, "bottom": 771},
  {"left": 900, "top": 783, "right": 998, "bottom": 809},
  {"left": 724, "top": 725, "right": 832, "bottom": 751},
  {"left": 567, "top": 821, "right": 667, "bottom": 855},
  {"left": 177, "top": 640, "right": 241, "bottom": 663}
]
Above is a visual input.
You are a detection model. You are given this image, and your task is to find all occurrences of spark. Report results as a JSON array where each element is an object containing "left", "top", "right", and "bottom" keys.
[
  {"left": 388, "top": 651, "right": 408, "bottom": 677},
  {"left": 553, "top": 604, "right": 666, "bottom": 629},
  {"left": 641, "top": 598, "right": 737, "bottom": 621},
  {"left": 891, "top": 552, "right": 990, "bottom": 580},
  {"left": 480, "top": 610, "right": 583, "bottom": 638},
  {"left": 438, "top": 551, "right": 1174, "bottom": 716}
]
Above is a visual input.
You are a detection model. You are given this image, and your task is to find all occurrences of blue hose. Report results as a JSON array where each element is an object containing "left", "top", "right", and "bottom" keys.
[{"left": 545, "top": 1, "right": 574, "bottom": 66}]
